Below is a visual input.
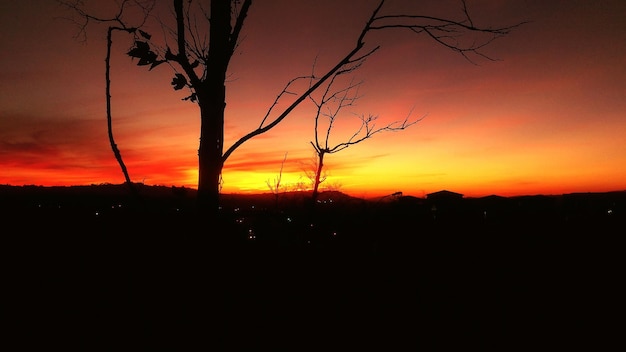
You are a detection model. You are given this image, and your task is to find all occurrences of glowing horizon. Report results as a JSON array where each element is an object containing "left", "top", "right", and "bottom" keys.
[{"left": 1, "top": 1, "right": 625, "bottom": 199}]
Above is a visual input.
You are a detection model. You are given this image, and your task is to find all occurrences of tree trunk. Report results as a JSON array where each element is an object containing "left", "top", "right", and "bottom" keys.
[
  {"left": 312, "top": 151, "right": 325, "bottom": 204},
  {"left": 106, "top": 26, "right": 142, "bottom": 206},
  {"left": 196, "top": 86, "right": 225, "bottom": 213},
  {"left": 196, "top": 0, "right": 231, "bottom": 214}
]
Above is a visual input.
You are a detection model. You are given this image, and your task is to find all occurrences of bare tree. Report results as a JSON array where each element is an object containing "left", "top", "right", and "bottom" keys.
[
  {"left": 322, "top": 181, "right": 343, "bottom": 196},
  {"left": 300, "top": 150, "right": 327, "bottom": 192},
  {"left": 307, "top": 72, "right": 421, "bottom": 204},
  {"left": 61, "top": 0, "right": 524, "bottom": 215},
  {"left": 289, "top": 176, "right": 311, "bottom": 193},
  {"left": 266, "top": 152, "right": 288, "bottom": 208},
  {"left": 60, "top": 0, "right": 154, "bottom": 198}
]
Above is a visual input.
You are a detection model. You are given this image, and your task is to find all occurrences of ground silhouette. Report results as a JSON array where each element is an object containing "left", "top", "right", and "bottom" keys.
[{"left": 3, "top": 184, "right": 623, "bottom": 350}]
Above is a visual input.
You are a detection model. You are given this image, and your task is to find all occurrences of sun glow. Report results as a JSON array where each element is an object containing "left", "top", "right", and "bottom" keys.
[
  {"left": 1, "top": 1, "right": 625, "bottom": 198},
  {"left": 181, "top": 168, "right": 199, "bottom": 188},
  {"left": 222, "top": 171, "right": 311, "bottom": 194}
]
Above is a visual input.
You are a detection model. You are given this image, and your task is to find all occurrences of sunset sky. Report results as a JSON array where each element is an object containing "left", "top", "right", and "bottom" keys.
[{"left": 1, "top": 0, "right": 625, "bottom": 198}]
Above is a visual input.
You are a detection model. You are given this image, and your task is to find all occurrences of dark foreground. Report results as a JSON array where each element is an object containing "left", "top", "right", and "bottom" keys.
[{"left": 3, "top": 186, "right": 624, "bottom": 350}]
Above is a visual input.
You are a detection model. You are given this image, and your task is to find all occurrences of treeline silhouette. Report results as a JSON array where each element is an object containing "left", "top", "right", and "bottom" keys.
[{"left": 3, "top": 183, "right": 623, "bottom": 350}]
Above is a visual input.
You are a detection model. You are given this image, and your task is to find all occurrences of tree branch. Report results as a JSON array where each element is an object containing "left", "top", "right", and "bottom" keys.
[
  {"left": 224, "top": 0, "right": 522, "bottom": 160},
  {"left": 172, "top": 0, "right": 200, "bottom": 85},
  {"left": 329, "top": 110, "right": 423, "bottom": 154},
  {"left": 257, "top": 75, "right": 314, "bottom": 129},
  {"left": 58, "top": 0, "right": 153, "bottom": 42},
  {"left": 368, "top": 1, "right": 527, "bottom": 63},
  {"left": 222, "top": 0, "right": 392, "bottom": 163},
  {"left": 222, "top": 42, "right": 367, "bottom": 163},
  {"left": 229, "top": 0, "right": 252, "bottom": 55}
]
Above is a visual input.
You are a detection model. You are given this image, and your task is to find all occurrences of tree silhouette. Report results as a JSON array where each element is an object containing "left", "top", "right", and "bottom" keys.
[
  {"left": 301, "top": 150, "right": 328, "bottom": 194},
  {"left": 266, "top": 152, "right": 288, "bottom": 209},
  {"left": 106, "top": 27, "right": 136, "bottom": 194},
  {"left": 61, "top": 0, "right": 524, "bottom": 215},
  {"left": 60, "top": 0, "right": 154, "bottom": 200},
  {"left": 307, "top": 72, "right": 421, "bottom": 204}
]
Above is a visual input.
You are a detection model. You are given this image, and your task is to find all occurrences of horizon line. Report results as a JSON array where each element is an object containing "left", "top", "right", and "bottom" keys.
[{"left": 3, "top": 182, "right": 626, "bottom": 200}]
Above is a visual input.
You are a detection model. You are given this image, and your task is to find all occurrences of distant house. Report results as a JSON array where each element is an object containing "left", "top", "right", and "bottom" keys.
[{"left": 426, "top": 190, "right": 463, "bottom": 200}]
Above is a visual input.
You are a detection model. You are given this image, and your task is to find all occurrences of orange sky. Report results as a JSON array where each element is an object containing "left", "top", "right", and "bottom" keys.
[{"left": 1, "top": 0, "right": 625, "bottom": 198}]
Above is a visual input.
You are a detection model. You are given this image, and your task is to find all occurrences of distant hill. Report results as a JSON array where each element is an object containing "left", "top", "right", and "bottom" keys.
[
  {"left": 1, "top": 183, "right": 625, "bottom": 220},
  {"left": 0, "top": 183, "right": 365, "bottom": 212}
]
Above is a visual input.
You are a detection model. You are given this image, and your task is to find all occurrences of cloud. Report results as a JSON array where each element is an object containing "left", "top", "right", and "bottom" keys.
[{"left": 0, "top": 112, "right": 116, "bottom": 183}]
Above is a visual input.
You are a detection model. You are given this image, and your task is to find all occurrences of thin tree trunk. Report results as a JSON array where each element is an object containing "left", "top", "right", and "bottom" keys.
[
  {"left": 106, "top": 26, "right": 139, "bottom": 201},
  {"left": 312, "top": 151, "right": 325, "bottom": 204}
]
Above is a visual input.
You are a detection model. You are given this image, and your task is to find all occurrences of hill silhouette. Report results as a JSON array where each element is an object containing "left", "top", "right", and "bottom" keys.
[
  {"left": 3, "top": 183, "right": 623, "bottom": 350},
  {"left": 3, "top": 182, "right": 625, "bottom": 215}
]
